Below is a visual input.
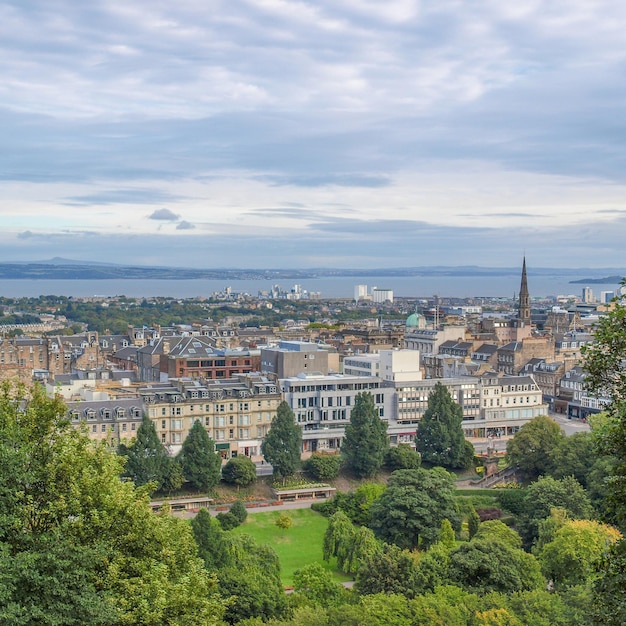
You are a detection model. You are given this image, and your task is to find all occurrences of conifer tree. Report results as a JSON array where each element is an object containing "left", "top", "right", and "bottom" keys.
[
  {"left": 415, "top": 382, "right": 474, "bottom": 469},
  {"left": 342, "top": 391, "right": 389, "bottom": 478},
  {"left": 177, "top": 419, "right": 222, "bottom": 492},
  {"left": 261, "top": 401, "right": 302, "bottom": 482}
]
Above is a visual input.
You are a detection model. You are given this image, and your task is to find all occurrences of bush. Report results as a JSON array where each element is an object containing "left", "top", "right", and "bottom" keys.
[
  {"left": 304, "top": 452, "right": 342, "bottom": 481},
  {"left": 384, "top": 444, "right": 421, "bottom": 471},
  {"left": 230, "top": 499, "right": 248, "bottom": 525},
  {"left": 222, "top": 456, "right": 257, "bottom": 487},
  {"left": 216, "top": 511, "right": 240, "bottom": 530}
]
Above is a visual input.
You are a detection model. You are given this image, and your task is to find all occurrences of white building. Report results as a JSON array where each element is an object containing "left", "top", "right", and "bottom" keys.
[
  {"left": 354, "top": 284, "right": 369, "bottom": 302},
  {"left": 371, "top": 288, "right": 393, "bottom": 304}
]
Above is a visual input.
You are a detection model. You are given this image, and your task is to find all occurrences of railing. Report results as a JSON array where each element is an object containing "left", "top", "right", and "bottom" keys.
[{"left": 474, "top": 465, "right": 519, "bottom": 488}]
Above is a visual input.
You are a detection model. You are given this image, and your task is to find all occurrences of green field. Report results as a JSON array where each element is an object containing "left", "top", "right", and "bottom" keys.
[{"left": 231, "top": 508, "right": 351, "bottom": 586}]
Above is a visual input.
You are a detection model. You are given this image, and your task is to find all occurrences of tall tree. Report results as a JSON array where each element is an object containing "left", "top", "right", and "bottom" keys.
[
  {"left": 177, "top": 419, "right": 222, "bottom": 492},
  {"left": 415, "top": 382, "right": 474, "bottom": 469},
  {"left": 369, "top": 467, "right": 460, "bottom": 550},
  {"left": 119, "top": 414, "right": 172, "bottom": 490},
  {"left": 261, "top": 401, "right": 302, "bottom": 482},
  {"left": 342, "top": 391, "right": 388, "bottom": 478},
  {"left": 506, "top": 415, "right": 565, "bottom": 481}
]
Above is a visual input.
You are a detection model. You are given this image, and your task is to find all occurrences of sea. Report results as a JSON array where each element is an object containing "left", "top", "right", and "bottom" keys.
[{"left": 0, "top": 273, "right": 622, "bottom": 300}]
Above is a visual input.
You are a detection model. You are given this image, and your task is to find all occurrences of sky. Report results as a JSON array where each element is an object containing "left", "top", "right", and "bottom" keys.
[{"left": 1, "top": 0, "right": 626, "bottom": 270}]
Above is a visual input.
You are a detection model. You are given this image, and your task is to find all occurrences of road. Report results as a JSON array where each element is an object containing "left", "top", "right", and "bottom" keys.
[{"left": 549, "top": 412, "right": 591, "bottom": 436}]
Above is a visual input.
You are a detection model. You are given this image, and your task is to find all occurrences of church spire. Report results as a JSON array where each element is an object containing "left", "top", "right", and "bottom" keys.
[{"left": 518, "top": 257, "right": 531, "bottom": 325}]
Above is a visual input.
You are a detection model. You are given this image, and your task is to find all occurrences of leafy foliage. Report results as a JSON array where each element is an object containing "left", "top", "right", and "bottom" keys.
[
  {"left": 221, "top": 455, "right": 257, "bottom": 487},
  {"left": 384, "top": 443, "right": 422, "bottom": 471},
  {"left": 505, "top": 415, "right": 565, "bottom": 481},
  {"left": 304, "top": 452, "right": 342, "bottom": 481},
  {"left": 369, "top": 467, "right": 460, "bottom": 550},
  {"left": 415, "top": 382, "right": 474, "bottom": 469},
  {"left": 0, "top": 381, "right": 225, "bottom": 625},
  {"left": 342, "top": 392, "right": 389, "bottom": 478}
]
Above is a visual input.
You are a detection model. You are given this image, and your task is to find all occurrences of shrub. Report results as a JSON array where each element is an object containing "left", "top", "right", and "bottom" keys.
[
  {"left": 230, "top": 499, "right": 248, "bottom": 525},
  {"left": 216, "top": 511, "right": 240, "bottom": 530},
  {"left": 304, "top": 452, "right": 342, "bottom": 481}
]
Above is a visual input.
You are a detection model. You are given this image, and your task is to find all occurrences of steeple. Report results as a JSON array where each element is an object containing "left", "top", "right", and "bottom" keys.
[{"left": 518, "top": 257, "right": 531, "bottom": 325}]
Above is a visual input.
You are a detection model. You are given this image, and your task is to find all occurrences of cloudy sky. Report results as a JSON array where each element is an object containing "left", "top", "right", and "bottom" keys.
[{"left": 1, "top": 0, "right": 625, "bottom": 269}]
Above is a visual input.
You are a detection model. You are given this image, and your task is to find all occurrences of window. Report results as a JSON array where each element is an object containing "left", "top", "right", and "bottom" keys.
[
  {"left": 172, "top": 419, "right": 182, "bottom": 430},
  {"left": 161, "top": 420, "right": 166, "bottom": 429}
]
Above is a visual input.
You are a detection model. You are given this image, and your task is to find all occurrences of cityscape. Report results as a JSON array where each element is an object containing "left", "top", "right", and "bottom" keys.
[{"left": 3, "top": 1, "right": 626, "bottom": 623}]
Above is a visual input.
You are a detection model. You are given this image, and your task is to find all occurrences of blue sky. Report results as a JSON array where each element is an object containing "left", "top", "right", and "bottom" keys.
[{"left": 1, "top": 0, "right": 625, "bottom": 269}]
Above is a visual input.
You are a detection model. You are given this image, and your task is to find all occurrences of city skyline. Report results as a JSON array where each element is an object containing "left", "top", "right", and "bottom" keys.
[{"left": 1, "top": 1, "right": 625, "bottom": 269}]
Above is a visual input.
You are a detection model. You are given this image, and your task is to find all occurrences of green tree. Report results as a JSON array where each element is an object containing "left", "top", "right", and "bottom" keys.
[
  {"left": 537, "top": 519, "right": 621, "bottom": 588},
  {"left": 415, "top": 382, "right": 474, "bottom": 469},
  {"left": 448, "top": 537, "right": 545, "bottom": 594},
  {"left": 342, "top": 392, "right": 389, "bottom": 478},
  {"left": 0, "top": 381, "right": 226, "bottom": 625},
  {"left": 517, "top": 475, "right": 593, "bottom": 548},
  {"left": 221, "top": 455, "right": 257, "bottom": 487},
  {"left": 384, "top": 443, "right": 422, "bottom": 471},
  {"left": 190, "top": 508, "right": 230, "bottom": 571},
  {"left": 355, "top": 543, "right": 422, "bottom": 598},
  {"left": 292, "top": 562, "right": 344, "bottom": 606},
  {"left": 304, "top": 452, "right": 342, "bottom": 481},
  {"left": 581, "top": 290, "right": 626, "bottom": 623},
  {"left": 177, "top": 419, "right": 222, "bottom": 492},
  {"left": 119, "top": 414, "right": 175, "bottom": 491},
  {"left": 230, "top": 499, "right": 248, "bottom": 525},
  {"left": 439, "top": 518, "right": 456, "bottom": 548},
  {"left": 262, "top": 401, "right": 302, "bottom": 483},
  {"left": 275, "top": 513, "right": 293, "bottom": 536},
  {"left": 506, "top": 415, "right": 565, "bottom": 481},
  {"left": 549, "top": 431, "right": 596, "bottom": 487},
  {"left": 468, "top": 506, "right": 481, "bottom": 539},
  {"left": 369, "top": 467, "right": 460, "bottom": 550}
]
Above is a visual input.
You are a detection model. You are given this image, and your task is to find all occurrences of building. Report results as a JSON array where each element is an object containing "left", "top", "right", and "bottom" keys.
[
  {"left": 280, "top": 372, "right": 395, "bottom": 454},
  {"left": 371, "top": 288, "right": 393, "bottom": 304},
  {"left": 140, "top": 374, "right": 281, "bottom": 459},
  {"left": 468, "top": 372, "right": 549, "bottom": 438},
  {"left": 260, "top": 341, "right": 336, "bottom": 378}
]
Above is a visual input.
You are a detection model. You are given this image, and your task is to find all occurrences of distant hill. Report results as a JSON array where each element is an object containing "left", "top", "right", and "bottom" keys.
[
  {"left": 569, "top": 275, "right": 624, "bottom": 284},
  {"left": 0, "top": 261, "right": 625, "bottom": 282}
]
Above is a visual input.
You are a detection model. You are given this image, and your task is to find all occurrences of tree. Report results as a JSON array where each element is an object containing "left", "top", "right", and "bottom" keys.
[
  {"left": 537, "top": 519, "right": 622, "bottom": 588},
  {"left": 230, "top": 499, "right": 248, "bottom": 525},
  {"left": 549, "top": 431, "right": 596, "bottom": 487},
  {"left": 517, "top": 475, "right": 593, "bottom": 548},
  {"left": 369, "top": 467, "right": 460, "bottom": 549},
  {"left": 292, "top": 562, "right": 344, "bottom": 606},
  {"left": 191, "top": 508, "right": 230, "bottom": 570},
  {"left": 304, "top": 451, "right": 342, "bottom": 481},
  {"left": 0, "top": 381, "right": 226, "bottom": 625},
  {"left": 119, "top": 414, "right": 179, "bottom": 492},
  {"left": 415, "top": 382, "right": 474, "bottom": 469},
  {"left": 342, "top": 392, "right": 389, "bottom": 478},
  {"left": 221, "top": 455, "right": 257, "bottom": 487},
  {"left": 506, "top": 415, "right": 565, "bottom": 481},
  {"left": 275, "top": 513, "right": 293, "bottom": 536},
  {"left": 177, "top": 419, "right": 222, "bottom": 492},
  {"left": 384, "top": 443, "right": 422, "bottom": 471},
  {"left": 262, "top": 401, "right": 302, "bottom": 483},
  {"left": 355, "top": 543, "right": 422, "bottom": 598},
  {"left": 448, "top": 537, "right": 545, "bottom": 594},
  {"left": 468, "top": 506, "right": 481, "bottom": 540}
]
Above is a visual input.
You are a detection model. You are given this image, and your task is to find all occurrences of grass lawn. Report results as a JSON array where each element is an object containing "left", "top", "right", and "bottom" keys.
[{"left": 231, "top": 508, "right": 352, "bottom": 586}]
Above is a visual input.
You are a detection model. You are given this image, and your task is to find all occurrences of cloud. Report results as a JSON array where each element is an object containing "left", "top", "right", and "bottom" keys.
[
  {"left": 65, "top": 189, "right": 184, "bottom": 206},
  {"left": 176, "top": 220, "right": 195, "bottom": 230},
  {"left": 149, "top": 208, "right": 180, "bottom": 221},
  {"left": 17, "top": 230, "right": 33, "bottom": 239}
]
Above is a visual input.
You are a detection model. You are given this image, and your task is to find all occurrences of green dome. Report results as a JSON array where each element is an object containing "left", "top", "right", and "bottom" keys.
[{"left": 406, "top": 313, "right": 421, "bottom": 327}]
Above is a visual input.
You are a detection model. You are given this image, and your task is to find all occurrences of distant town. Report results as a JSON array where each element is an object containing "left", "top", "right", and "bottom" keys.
[{"left": 0, "top": 260, "right": 618, "bottom": 461}]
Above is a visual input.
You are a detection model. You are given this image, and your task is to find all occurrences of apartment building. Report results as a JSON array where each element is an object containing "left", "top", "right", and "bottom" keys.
[{"left": 140, "top": 374, "right": 280, "bottom": 460}]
